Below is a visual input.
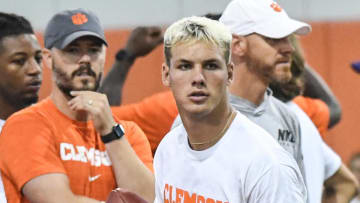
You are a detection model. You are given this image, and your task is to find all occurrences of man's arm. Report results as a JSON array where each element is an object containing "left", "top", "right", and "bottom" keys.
[
  {"left": 69, "top": 91, "right": 155, "bottom": 202},
  {"left": 324, "top": 164, "right": 359, "bottom": 203},
  {"left": 99, "top": 26, "right": 163, "bottom": 105},
  {"left": 303, "top": 65, "right": 342, "bottom": 128},
  {"left": 23, "top": 174, "right": 104, "bottom": 203}
]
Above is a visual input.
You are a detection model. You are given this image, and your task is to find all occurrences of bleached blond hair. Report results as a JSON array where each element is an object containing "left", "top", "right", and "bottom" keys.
[{"left": 164, "top": 16, "right": 232, "bottom": 66}]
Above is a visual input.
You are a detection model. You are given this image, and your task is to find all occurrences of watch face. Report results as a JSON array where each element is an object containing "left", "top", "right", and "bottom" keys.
[{"left": 114, "top": 124, "right": 125, "bottom": 138}]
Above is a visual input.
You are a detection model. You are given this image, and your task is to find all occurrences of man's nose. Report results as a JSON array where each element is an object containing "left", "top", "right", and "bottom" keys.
[
  {"left": 78, "top": 52, "right": 91, "bottom": 64},
  {"left": 26, "top": 58, "right": 42, "bottom": 76},
  {"left": 279, "top": 37, "right": 295, "bottom": 55},
  {"left": 191, "top": 65, "right": 206, "bottom": 87}
]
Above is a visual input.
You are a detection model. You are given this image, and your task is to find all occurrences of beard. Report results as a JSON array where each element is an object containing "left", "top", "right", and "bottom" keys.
[
  {"left": 244, "top": 54, "right": 274, "bottom": 84},
  {"left": 244, "top": 54, "right": 291, "bottom": 85},
  {"left": 52, "top": 61, "right": 102, "bottom": 99},
  {"left": 0, "top": 86, "right": 39, "bottom": 113}
]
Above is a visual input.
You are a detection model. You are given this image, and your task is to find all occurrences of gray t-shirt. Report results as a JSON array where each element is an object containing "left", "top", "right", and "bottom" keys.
[{"left": 172, "top": 89, "right": 305, "bottom": 179}]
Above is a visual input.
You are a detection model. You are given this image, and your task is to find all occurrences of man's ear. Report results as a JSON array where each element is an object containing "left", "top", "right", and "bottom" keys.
[
  {"left": 232, "top": 34, "right": 247, "bottom": 58},
  {"left": 226, "top": 62, "right": 234, "bottom": 86},
  {"left": 42, "top": 48, "right": 52, "bottom": 70},
  {"left": 162, "top": 63, "right": 171, "bottom": 87}
]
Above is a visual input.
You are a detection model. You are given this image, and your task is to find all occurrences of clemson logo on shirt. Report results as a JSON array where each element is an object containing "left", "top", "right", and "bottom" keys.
[
  {"left": 270, "top": 2, "right": 282, "bottom": 12},
  {"left": 163, "top": 183, "right": 229, "bottom": 203},
  {"left": 60, "top": 143, "right": 112, "bottom": 166}
]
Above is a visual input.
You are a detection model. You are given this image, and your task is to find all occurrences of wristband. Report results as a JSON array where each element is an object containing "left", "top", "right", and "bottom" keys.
[{"left": 101, "top": 124, "right": 125, "bottom": 144}]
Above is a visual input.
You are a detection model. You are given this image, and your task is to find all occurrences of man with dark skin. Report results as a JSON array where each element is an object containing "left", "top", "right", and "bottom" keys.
[
  {"left": 0, "top": 12, "right": 42, "bottom": 123},
  {"left": 0, "top": 12, "right": 43, "bottom": 203}
]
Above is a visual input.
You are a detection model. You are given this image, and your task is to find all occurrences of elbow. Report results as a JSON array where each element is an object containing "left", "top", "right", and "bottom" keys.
[
  {"left": 342, "top": 167, "right": 360, "bottom": 199},
  {"left": 325, "top": 164, "right": 360, "bottom": 200},
  {"left": 351, "top": 176, "right": 360, "bottom": 197},
  {"left": 328, "top": 103, "right": 342, "bottom": 128}
]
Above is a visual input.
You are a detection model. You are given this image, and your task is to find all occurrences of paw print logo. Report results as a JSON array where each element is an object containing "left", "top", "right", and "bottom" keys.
[
  {"left": 72, "top": 13, "right": 88, "bottom": 25},
  {"left": 270, "top": 2, "right": 282, "bottom": 12}
]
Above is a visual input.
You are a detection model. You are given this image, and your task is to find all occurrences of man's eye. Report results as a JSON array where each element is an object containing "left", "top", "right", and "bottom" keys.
[
  {"left": 12, "top": 58, "right": 26, "bottom": 66},
  {"left": 204, "top": 63, "right": 219, "bottom": 70},
  {"left": 35, "top": 55, "right": 43, "bottom": 65},
  {"left": 65, "top": 47, "right": 79, "bottom": 54},
  {"left": 264, "top": 37, "right": 286, "bottom": 45},
  {"left": 88, "top": 47, "right": 101, "bottom": 54},
  {"left": 178, "top": 64, "right": 191, "bottom": 70}
]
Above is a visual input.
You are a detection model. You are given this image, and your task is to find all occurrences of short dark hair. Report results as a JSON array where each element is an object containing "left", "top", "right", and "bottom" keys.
[
  {"left": 0, "top": 12, "right": 34, "bottom": 46},
  {"left": 204, "top": 13, "right": 222, "bottom": 21}
]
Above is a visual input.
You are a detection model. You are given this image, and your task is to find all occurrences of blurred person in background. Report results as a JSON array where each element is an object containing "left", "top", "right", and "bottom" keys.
[
  {"left": 349, "top": 153, "right": 360, "bottom": 203},
  {"left": 270, "top": 34, "right": 359, "bottom": 203},
  {"left": 0, "top": 12, "right": 43, "bottom": 203}
]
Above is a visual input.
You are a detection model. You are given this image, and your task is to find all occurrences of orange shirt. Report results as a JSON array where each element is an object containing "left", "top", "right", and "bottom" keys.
[
  {"left": 0, "top": 98, "right": 153, "bottom": 202},
  {"left": 111, "top": 91, "right": 178, "bottom": 154},
  {"left": 293, "top": 96, "right": 330, "bottom": 137}
]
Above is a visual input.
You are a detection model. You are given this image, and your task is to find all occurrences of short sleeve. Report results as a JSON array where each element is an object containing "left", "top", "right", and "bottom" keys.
[
  {"left": 247, "top": 158, "right": 307, "bottom": 203},
  {"left": 321, "top": 141, "right": 341, "bottom": 179},
  {"left": 118, "top": 120, "right": 154, "bottom": 172},
  {"left": 0, "top": 112, "right": 66, "bottom": 192}
]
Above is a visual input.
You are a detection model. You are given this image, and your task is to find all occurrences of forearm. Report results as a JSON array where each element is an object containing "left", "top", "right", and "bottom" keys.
[
  {"left": 23, "top": 173, "right": 107, "bottom": 203},
  {"left": 74, "top": 195, "right": 105, "bottom": 203},
  {"left": 324, "top": 164, "right": 359, "bottom": 203},
  {"left": 99, "top": 51, "right": 136, "bottom": 106},
  {"left": 303, "top": 65, "right": 342, "bottom": 127},
  {"left": 106, "top": 138, "right": 155, "bottom": 202},
  {"left": 327, "top": 182, "right": 358, "bottom": 203}
]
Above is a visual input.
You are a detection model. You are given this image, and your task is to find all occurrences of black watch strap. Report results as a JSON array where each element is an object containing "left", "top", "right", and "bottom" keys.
[{"left": 101, "top": 124, "right": 125, "bottom": 144}]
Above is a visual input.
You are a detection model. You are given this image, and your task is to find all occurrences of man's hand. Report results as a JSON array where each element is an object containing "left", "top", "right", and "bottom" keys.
[
  {"left": 68, "top": 91, "right": 116, "bottom": 135},
  {"left": 125, "top": 26, "right": 163, "bottom": 57}
]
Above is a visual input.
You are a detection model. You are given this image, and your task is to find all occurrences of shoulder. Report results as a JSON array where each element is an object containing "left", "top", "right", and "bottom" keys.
[
  {"left": 270, "top": 96, "right": 296, "bottom": 117},
  {"left": 112, "top": 91, "right": 177, "bottom": 116},
  {"left": 4, "top": 99, "right": 54, "bottom": 133},
  {"left": 269, "top": 96, "right": 301, "bottom": 127},
  {"left": 158, "top": 124, "right": 183, "bottom": 148},
  {"left": 225, "top": 112, "right": 288, "bottom": 158},
  {"left": 155, "top": 124, "right": 184, "bottom": 158}
]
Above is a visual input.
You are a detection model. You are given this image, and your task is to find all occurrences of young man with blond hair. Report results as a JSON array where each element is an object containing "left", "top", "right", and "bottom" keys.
[{"left": 154, "top": 16, "right": 307, "bottom": 203}]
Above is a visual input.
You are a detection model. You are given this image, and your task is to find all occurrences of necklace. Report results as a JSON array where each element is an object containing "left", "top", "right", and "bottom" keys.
[{"left": 189, "top": 110, "right": 236, "bottom": 149}]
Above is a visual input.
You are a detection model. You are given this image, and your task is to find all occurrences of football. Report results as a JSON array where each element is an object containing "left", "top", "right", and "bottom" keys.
[{"left": 106, "top": 188, "right": 148, "bottom": 203}]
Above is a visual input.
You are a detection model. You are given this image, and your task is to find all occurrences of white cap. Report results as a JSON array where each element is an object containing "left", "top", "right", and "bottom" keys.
[{"left": 219, "top": 0, "right": 311, "bottom": 39}]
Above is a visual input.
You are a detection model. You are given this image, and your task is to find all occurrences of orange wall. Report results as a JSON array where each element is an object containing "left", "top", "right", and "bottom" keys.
[
  {"left": 300, "top": 22, "right": 360, "bottom": 164},
  {"left": 37, "top": 22, "right": 360, "bottom": 163}
]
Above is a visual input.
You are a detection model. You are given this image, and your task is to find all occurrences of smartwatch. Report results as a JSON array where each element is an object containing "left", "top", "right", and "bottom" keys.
[{"left": 101, "top": 124, "right": 125, "bottom": 144}]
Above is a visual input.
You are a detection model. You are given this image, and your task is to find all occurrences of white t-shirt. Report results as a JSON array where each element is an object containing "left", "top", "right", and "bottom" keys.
[
  {"left": 0, "top": 119, "right": 7, "bottom": 203},
  {"left": 172, "top": 89, "right": 305, "bottom": 178},
  {"left": 155, "top": 112, "right": 307, "bottom": 203},
  {"left": 287, "top": 102, "right": 341, "bottom": 203},
  {"left": 351, "top": 197, "right": 360, "bottom": 203}
]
